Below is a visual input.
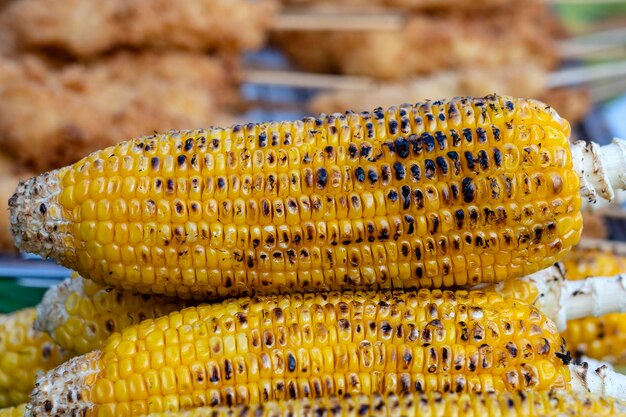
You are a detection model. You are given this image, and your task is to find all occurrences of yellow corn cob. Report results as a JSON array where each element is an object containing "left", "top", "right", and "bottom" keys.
[
  {"left": 560, "top": 243, "right": 626, "bottom": 364},
  {"left": 0, "top": 309, "right": 71, "bottom": 407},
  {"left": 35, "top": 273, "right": 192, "bottom": 354},
  {"left": 140, "top": 392, "right": 626, "bottom": 417},
  {"left": 10, "top": 95, "right": 582, "bottom": 298},
  {"left": 28, "top": 289, "right": 571, "bottom": 417},
  {"left": 0, "top": 404, "right": 25, "bottom": 417},
  {"left": 561, "top": 244, "right": 626, "bottom": 280}
]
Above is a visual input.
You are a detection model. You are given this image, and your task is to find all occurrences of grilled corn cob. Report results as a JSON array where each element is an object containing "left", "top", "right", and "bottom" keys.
[
  {"left": 0, "top": 404, "right": 25, "bottom": 417},
  {"left": 12, "top": 95, "right": 600, "bottom": 298},
  {"left": 35, "top": 273, "right": 192, "bottom": 354},
  {"left": 144, "top": 391, "right": 626, "bottom": 417},
  {"left": 0, "top": 309, "right": 71, "bottom": 407},
  {"left": 28, "top": 289, "right": 572, "bottom": 417},
  {"left": 560, "top": 242, "right": 626, "bottom": 364}
]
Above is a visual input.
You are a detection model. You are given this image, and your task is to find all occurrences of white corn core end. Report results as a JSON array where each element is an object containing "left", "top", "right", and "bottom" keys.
[
  {"left": 518, "top": 265, "right": 568, "bottom": 331},
  {"left": 34, "top": 275, "right": 76, "bottom": 338},
  {"left": 570, "top": 361, "right": 626, "bottom": 401},
  {"left": 563, "top": 274, "right": 626, "bottom": 321},
  {"left": 571, "top": 137, "right": 626, "bottom": 203},
  {"left": 26, "top": 351, "right": 100, "bottom": 417}
]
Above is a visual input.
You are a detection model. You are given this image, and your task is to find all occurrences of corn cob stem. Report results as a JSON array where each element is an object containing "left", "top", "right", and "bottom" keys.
[
  {"left": 571, "top": 138, "right": 626, "bottom": 203},
  {"left": 570, "top": 361, "right": 626, "bottom": 400},
  {"left": 484, "top": 264, "right": 626, "bottom": 331}
]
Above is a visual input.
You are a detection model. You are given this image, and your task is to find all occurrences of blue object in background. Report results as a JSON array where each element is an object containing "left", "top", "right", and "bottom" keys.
[{"left": 605, "top": 95, "right": 626, "bottom": 139}]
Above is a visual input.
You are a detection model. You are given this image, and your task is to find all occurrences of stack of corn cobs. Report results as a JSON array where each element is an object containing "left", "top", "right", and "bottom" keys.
[{"left": 5, "top": 95, "right": 626, "bottom": 416}]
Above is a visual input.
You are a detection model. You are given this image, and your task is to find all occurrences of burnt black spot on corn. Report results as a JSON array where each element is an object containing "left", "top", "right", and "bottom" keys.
[{"left": 11, "top": 96, "right": 581, "bottom": 298}]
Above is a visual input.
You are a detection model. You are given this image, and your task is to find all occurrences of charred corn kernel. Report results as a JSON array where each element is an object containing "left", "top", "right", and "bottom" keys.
[
  {"left": 29, "top": 290, "right": 570, "bottom": 417},
  {"left": 35, "top": 273, "right": 191, "bottom": 355},
  {"left": 0, "top": 309, "right": 71, "bottom": 407},
  {"left": 11, "top": 96, "right": 581, "bottom": 298},
  {"left": 0, "top": 404, "right": 26, "bottom": 417},
  {"left": 561, "top": 244, "right": 626, "bottom": 364}
]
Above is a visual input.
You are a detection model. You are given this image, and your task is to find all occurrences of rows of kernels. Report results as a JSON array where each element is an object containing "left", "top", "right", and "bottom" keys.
[
  {"left": 561, "top": 247, "right": 626, "bottom": 280},
  {"left": 53, "top": 96, "right": 581, "bottom": 297},
  {"left": 140, "top": 391, "right": 625, "bottom": 417},
  {"left": 0, "top": 309, "right": 70, "bottom": 407},
  {"left": 564, "top": 314, "right": 626, "bottom": 363},
  {"left": 561, "top": 246, "right": 626, "bottom": 364},
  {"left": 54, "top": 274, "right": 191, "bottom": 354},
  {"left": 89, "top": 290, "right": 569, "bottom": 415}
]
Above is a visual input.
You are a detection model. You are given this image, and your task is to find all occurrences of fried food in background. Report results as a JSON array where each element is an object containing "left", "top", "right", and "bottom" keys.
[
  {"left": 5, "top": 0, "right": 277, "bottom": 58},
  {"left": 309, "top": 64, "right": 548, "bottom": 114},
  {"left": 272, "top": 4, "right": 561, "bottom": 79},
  {"left": 581, "top": 212, "right": 609, "bottom": 240},
  {"left": 539, "top": 87, "right": 592, "bottom": 127},
  {"left": 0, "top": 52, "right": 237, "bottom": 171},
  {"left": 281, "top": 0, "right": 536, "bottom": 11}
]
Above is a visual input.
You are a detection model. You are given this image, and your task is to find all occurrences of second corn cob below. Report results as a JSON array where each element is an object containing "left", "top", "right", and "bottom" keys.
[
  {"left": 35, "top": 273, "right": 192, "bottom": 354},
  {"left": 139, "top": 391, "right": 626, "bottom": 417},
  {"left": 34, "top": 265, "right": 626, "bottom": 358},
  {"left": 27, "top": 289, "right": 572, "bottom": 417},
  {"left": 11, "top": 95, "right": 588, "bottom": 298},
  {"left": 0, "top": 309, "right": 71, "bottom": 407}
]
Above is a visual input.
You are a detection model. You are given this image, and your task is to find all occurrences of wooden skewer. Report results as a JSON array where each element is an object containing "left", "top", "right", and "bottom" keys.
[
  {"left": 272, "top": 10, "right": 626, "bottom": 61},
  {"left": 273, "top": 11, "right": 404, "bottom": 32},
  {"left": 242, "top": 59, "right": 626, "bottom": 91},
  {"left": 547, "top": 60, "right": 626, "bottom": 88},
  {"left": 242, "top": 69, "right": 375, "bottom": 91}
]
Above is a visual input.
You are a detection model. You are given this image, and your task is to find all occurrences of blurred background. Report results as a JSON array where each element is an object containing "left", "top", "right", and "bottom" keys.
[{"left": 0, "top": 0, "right": 625, "bottom": 311}]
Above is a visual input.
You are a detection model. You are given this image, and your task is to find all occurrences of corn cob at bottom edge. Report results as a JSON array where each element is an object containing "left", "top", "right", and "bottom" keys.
[
  {"left": 0, "top": 308, "right": 71, "bottom": 407},
  {"left": 138, "top": 392, "right": 626, "bottom": 417},
  {"left": 0, "top": 404, "right": 25, "bottom": 417}
]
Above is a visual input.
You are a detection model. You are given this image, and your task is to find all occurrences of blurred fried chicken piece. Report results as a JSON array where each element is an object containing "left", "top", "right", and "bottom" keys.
[
  {"left": 273, "top": 4, "right": 561, "bottom": 79},
  {"left": 0, "top": 51, "right": 236, "bottom": 171},
  {"left": 6, "top": 0, "right": 277, "bottom": 57}
]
